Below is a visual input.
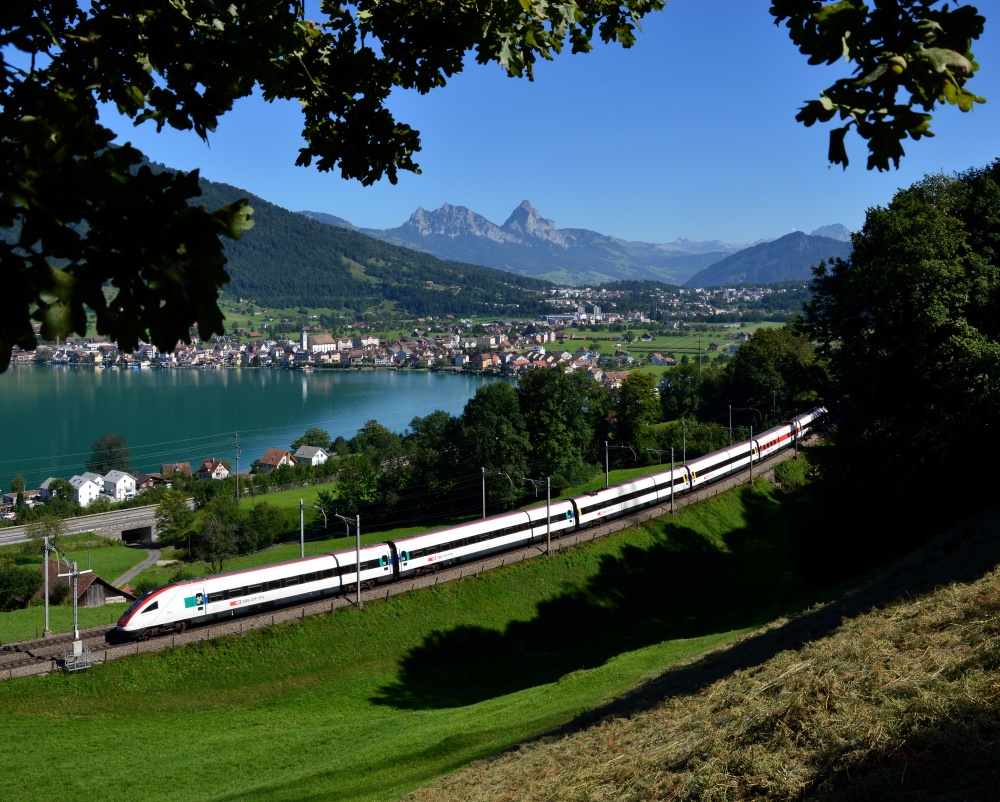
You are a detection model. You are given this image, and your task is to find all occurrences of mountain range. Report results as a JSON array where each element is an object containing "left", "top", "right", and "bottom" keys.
[{"left": 300, "top": 202, "right": 852, "bottom": 287}]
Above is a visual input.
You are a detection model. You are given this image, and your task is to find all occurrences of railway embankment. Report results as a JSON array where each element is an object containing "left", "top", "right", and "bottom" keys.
[{"left": 0, "top": 435, "right": 818, "bottom": 682}]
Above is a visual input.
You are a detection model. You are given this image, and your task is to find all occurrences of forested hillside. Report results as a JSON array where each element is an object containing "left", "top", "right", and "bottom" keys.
[
  {"left": 194, "top": 177, "right": 553, "bottom": 316},
  {"left": 685, "top": 231, "right": 851, "bottom": 286},
  {"left": 190, "top": 173, "right": 555, "bottom": 317}
]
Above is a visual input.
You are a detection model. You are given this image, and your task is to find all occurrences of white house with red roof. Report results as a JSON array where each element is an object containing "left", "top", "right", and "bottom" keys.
[
  {"left": 197, "top": 458, "right": 230, "bottom": 481},
  {"left": 259, "top": 448, "right": 296, "bottom": 473}
]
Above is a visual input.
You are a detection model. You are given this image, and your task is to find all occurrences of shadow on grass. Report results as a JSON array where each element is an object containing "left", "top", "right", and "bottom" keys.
[
  {"left": 372, "top": 482, "right": 830, "bottom": 710},
  {"left": 374, "top": 459, "right": 1000, "bottom": 713}
]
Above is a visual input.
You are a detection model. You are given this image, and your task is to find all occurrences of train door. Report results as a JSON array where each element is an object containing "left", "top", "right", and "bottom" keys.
[
  {"left": 388, "top": 542, "right": 408, "bottom": 579},
  {"left": 184, "top": 587, "right": 207, "bottom": 620},
  {"left": 378, "top": 551, "right": 392, "bottom": 583}
]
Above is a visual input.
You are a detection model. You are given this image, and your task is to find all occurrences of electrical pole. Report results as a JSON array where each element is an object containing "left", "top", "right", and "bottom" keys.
[
  {"left": 42, "top": 536, "right": 58, "bottom": 636},
  {"left": 58, "top": 559, "right": 91, "bottom": 642},
  {"left": 235, "top": 432, "right": 240, "bottom": 503},
  {"left": 670, "top": 448, "right": 675, "bottom": 514},
  {"left": 332, "top": 512, "right": 362, "bottom": 610},
  {"left": 481, "top": 467, "right": 513, "bottom": 519},
  {"left": 523, "top": 477, "right": 552, "bottom": 557}
]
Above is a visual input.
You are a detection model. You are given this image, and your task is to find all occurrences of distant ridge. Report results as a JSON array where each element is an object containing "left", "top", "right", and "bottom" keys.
[
  {"left": 684, "top": 231, "right": 852, "bottom": 287},
  {"left": 301, "top": 202, "right": 741, "bottom": 286},
  {"left": 301, "top": 203, "right": 851, "bottom": 288}
]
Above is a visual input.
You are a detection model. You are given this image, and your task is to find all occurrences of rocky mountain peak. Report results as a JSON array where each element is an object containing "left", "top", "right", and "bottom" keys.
[
  {"left": 502, "top": 200, "right": 567, "bottom": 247},
  {"left": 402, "top": 203, "right": 519, "bottom": 244},
  {"left": 810, "top": 223, "right": 852, "bottom": 242}
]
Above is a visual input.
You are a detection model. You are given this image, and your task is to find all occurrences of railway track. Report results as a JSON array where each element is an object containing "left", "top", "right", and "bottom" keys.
[{"left": 0, "top": 438, "right": 817, "bottom": 682}]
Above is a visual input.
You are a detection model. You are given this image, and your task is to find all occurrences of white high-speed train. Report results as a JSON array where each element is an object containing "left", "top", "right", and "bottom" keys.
[{"left": 117, "top": 407, "right": 825, "bottom": 639}]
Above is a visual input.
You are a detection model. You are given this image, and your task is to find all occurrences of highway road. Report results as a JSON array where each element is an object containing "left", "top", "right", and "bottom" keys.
[{"left": 0, "top": 505, "right": 159, "bottom": 547}]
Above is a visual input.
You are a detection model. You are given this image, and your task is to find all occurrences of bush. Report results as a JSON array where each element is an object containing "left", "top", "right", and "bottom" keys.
[
  {"left": 0, "top": 565, "right": 43, "bottom": 611},
  {"left": 130, "top": 575, "right": 162, "bottom": 596},
  {"left": 50, "top": 582, "right": 71, "bottom": 605},
  {"left": 168, "top": 568, "right": 195, "bottom": 583},
  {"left": 774, "top": 455, "right": 812, "bottom": 490}
]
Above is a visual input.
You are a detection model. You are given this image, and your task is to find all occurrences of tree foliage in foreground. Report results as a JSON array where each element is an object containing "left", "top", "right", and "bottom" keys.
[
  {"left": 773, "top": 0, "right": 985, "bottom": 169},
  {"left": 0, "top": 2, "right": 986, "bottom": 372},
  {"left": 0, "top": 0, "right": 661, "bottom": 371},
  {"left": 806, "top": 159, "right": 1000, "bottom": 496}
]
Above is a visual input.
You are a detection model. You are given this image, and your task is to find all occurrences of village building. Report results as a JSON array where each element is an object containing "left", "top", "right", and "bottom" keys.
[
  {"left": 259, "top": 448, "right": 296, "bottom": 473},
  {"left": 293, "top": 445, "right": 329, "bottom": 466},
  {"left": 36, "top": 561, "right": 136, "bottom": 608},
  {"left": 196, "top": 459, "right": 230, "bottom": 481}
]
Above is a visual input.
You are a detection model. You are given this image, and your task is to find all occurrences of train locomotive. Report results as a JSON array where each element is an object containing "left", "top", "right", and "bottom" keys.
[{"left": 117, "top": 406, "right": 825, "bottom": 639}]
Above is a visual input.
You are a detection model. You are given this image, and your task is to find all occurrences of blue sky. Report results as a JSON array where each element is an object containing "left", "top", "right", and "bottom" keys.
[{"left": 100, "top": 1, "right": 999, "bottom": 245}]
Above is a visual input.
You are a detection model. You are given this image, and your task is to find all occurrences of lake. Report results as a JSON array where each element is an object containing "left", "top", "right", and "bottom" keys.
[{"left": 0, "top": 366, "right": 502, "bottom": 488}]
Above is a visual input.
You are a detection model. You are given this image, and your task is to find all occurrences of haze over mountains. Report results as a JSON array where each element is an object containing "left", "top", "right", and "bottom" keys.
[{"left": 300, "top": 202, "right": 852, "bottom": 287}]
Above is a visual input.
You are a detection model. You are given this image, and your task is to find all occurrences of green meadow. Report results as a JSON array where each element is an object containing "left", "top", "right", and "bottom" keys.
[{"left": 0, "top": 473, "right": 849, "bottom": 801}]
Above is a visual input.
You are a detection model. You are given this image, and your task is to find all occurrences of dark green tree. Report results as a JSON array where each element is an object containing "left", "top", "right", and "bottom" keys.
[
  {"left": 196, "top": 496, "right": 245, "bottom": 574},
  {"left": 10, "top": 475, "right": 25, "bottom": 495},
  {"left": 806, "top": 160, "right": 1000, "bottom": 497},
  {"left": 660, "top": 361, "right": 705, "bottom": 421},
  {"left": 458, "top": 383, "right": 530, "bottom": 512},
  {"left": 405, "top": 410, "right": 463, "bottom": 504},
  {"left": 0, "top": 565, "right": 42, "bottom": 612},
  {"left": 155, "top": 489, "right": 196, "bottom": 552},
  {"left": 517, "top": 370, "right": 608, "bottom": 488},
  {"left": 290, "top": 427, "right": 331, "bottom": 452},
  {"left": 723, "top": 325, "right": 821, "bottom": 415},
  {"left": 86, "top": 433, "right": 130, "bottom": 474},
  {"left": 615, "top": 371, "right": 660, "bottom": 450},
  {"left": 243, "top": 502, "right": 288, "bottom": 552}
]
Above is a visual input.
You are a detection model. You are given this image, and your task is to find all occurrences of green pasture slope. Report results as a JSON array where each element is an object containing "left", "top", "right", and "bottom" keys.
[{"left": 0, "top": 469, "right": 849, "bottom": 802}]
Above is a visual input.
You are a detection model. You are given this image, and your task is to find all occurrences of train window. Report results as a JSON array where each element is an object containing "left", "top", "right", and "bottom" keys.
[
  {"left": 247, "top": 584, "right": 263, "bottom": 595},
  {"left": 285, "top": 576, "right": 299, "bottom": 587},
  {"left": 268, "top": 580, "right": 282, "bottom": 591},
  {"left": 302, "top": 572, "right": 317, "bottom": 584},
  {"left": 142, "top": 601, "right": 159, "bottom": 614},
  {"left": 322, "top": 568, "right": 335, "bottom": 579}
]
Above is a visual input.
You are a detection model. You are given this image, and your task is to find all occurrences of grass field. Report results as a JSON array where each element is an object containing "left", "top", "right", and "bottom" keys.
[{"left": 0, "top": 473, "right": 850, "bottom": 801}]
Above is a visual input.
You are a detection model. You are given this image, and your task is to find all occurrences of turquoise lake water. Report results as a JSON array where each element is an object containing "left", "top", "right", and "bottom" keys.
[{"left": 0, "top": 366, "right": 500, "bottom": 488}]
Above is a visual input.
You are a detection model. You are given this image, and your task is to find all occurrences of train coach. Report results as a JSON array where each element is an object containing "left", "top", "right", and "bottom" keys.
[
  {"left": 388, "top": 500, "right": 576, "bottom": 577},
  {"left": 117, "top": 544, "right": 394, "bottom": 639},
  {"left": 116, "top": 406, "right": 826, "bottom": 640},
  {"left": 572, "top": 465, "right": 689, "bottom": 528}
]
